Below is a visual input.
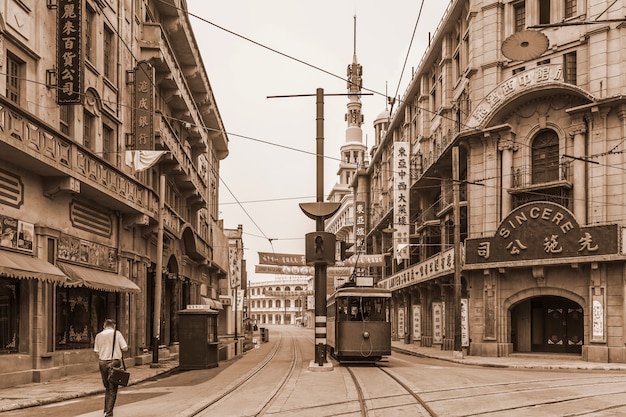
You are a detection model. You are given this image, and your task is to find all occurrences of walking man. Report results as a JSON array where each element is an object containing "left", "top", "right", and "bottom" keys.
[{"left": 94, "top": 319, "right": 128, "bottom": 417}]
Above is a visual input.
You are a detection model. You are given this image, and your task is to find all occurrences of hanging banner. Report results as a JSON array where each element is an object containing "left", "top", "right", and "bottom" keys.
[
  {"left": 394, "top": 142, "right": 410, "bottom": 261},
  {"left": 57, "top": 0, "right": 83, "bottom": 104}
]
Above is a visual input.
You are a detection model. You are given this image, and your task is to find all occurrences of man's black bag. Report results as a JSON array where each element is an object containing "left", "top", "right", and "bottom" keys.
[
  {"left": 107, "top": 329, "right": 130, "bottom": 386},
  {"left": 108, "top": 366, "right": 130, "bottom": 386}
]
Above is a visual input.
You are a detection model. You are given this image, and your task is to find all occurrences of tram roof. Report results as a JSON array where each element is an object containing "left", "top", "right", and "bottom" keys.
[{"left": 331, "top": 286, "right": 391, "bottom": 298}]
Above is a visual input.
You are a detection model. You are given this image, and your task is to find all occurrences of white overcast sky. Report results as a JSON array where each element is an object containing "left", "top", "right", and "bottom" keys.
[{"left": 187, "top": 1, "right": 452, "bottom": 282}]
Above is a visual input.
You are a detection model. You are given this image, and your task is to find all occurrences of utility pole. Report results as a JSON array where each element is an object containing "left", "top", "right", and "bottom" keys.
[
  {"left": 452, "top": 146, "right": 463, "bottom": 358},
  {"left": 268, "top": 88, "right": 370, "bottom": 368},
  {"left": 152, "top": 172, "right": 165, "bottom": 366}
]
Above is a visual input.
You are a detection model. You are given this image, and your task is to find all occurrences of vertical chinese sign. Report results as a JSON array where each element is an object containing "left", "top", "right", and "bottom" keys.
[
  {"left": 354, "top": 201, "right": 366, "bottom": 253},
  {"left": 393, "top": 142, "right": 410, "bottom": 261},
  {"left": 131, "top": 62, "right": 155, "bottom": 150},
  {"left": 57, "top": 0, "right": 83, "bottom": 104}
]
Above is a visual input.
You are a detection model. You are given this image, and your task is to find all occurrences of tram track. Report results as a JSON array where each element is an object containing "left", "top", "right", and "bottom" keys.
[
  {"left": 181, "top": 328, "right": 302, "bottom": 417},
  {"left": 345, "top": 363, "right": 438, "bottom": 417}
]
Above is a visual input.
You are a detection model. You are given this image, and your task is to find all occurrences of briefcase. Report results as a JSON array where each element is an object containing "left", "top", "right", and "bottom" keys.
[{"left": 108, "top": 366, "right": 130, "bottom": 386}]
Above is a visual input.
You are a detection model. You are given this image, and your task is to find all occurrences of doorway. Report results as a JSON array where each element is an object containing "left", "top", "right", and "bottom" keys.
[{"left": 511, "top": 296, "right": 583, "bottom": 354}]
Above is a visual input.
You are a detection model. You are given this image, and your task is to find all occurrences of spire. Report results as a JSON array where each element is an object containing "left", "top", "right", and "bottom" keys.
[{"left": 345, "top": 14, "right": 363, "bottom": 141}]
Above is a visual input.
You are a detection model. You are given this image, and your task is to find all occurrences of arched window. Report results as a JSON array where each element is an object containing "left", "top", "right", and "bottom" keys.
[
  {"left": 276, "top": 300, "right": 281, "bottom": 308},
  {"left": 285, "top": 299, "right": 291, "bottom": 308},
  {"left": 532, "top": 130, "right": 560, "bottom": 184}
]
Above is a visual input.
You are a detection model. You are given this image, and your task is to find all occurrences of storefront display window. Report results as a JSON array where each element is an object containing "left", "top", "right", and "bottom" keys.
[
  {"left": 0, "top": 278, "right": 18, "bottom": 354},
  {"left": 56, "top": 287, "right": 107, "bottom": 349}
]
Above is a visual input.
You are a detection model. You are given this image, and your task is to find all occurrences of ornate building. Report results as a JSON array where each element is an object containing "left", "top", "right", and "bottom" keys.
[
  {"left": 0, "top": 0, "right": 230, "bottom": 387},
  {"left": 353, "top": 0, "right": 626, "bottom": 362},
  {"left": 248, "top": 277, "right": 312, "bottom": 326}
]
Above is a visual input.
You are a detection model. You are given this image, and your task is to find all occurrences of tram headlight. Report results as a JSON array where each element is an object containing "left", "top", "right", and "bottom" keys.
[{"left": 363, "top": 331, "right": 370, "bottom": 339}]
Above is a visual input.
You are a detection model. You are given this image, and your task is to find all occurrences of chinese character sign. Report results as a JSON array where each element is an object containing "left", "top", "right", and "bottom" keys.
[
  {"left": 465, "top": 202, "right": 618, "bottom": 264},
  {"left": 394, "top": 142, "right": 410, "bottom": 261},
  {"left": 57, "top": 0, "right": 83, "bottom": 104},
  {"left": 354, "top": 201, "right": 366, "bottom": 253},
  {"left": 132, "top": 62, "right": 155, "bottom": 150}
]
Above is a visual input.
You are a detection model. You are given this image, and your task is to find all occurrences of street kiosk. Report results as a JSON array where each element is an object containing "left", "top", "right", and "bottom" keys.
[{"left": 178, "top": 307, "right": 219, "bottom": 369}]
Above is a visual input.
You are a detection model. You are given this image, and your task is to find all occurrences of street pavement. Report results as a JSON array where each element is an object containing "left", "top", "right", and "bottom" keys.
[{"left": 2, "top": 331, "right": 626, "bottom": 413}]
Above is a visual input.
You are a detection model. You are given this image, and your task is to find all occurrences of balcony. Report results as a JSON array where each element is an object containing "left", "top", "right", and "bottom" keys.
[
  {"left": 139, "top": 22, "right": 227, "bottom": 159},
  {"left": 509, "top": 163, "right": 573, "bottom": 209},
  {"left": 0, "top": 99, "right": 156, "bottom": 216},
  {"left": 156, "top": 114, "right": 208, "bottom": 205}
]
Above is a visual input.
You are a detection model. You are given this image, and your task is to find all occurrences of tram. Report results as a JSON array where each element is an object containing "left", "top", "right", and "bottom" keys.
[{"left": 326, "top": 284, "right": 392, "bottom": 363}]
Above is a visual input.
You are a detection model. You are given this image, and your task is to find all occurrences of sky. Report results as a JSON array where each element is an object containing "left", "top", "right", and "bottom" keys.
[{"left": 186, "top": 1, "right": 453, "bottom": 282}]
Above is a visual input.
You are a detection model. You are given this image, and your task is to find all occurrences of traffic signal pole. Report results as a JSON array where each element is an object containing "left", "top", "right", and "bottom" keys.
[{"left": 299, "top": 88, "right": 340, "bottom": 369}]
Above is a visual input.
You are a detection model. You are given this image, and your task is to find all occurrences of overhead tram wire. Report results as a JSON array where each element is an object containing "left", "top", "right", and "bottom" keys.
[
  {"left": 391, "top": 0, "right": 426, "bottom": 112},
  {"left": 166, "top": 0, "right": 482, "bottom": 133}
]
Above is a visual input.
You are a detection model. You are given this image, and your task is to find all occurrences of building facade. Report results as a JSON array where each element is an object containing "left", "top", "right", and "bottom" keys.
[
  {"left": 0, "top": 0, "right": 230, "bottom": 387},
  {"left": 248, "top": 277, "right": 312, "bottom": 327},
  {"left": 350, "top": 0, "right": 626, "bottom": 363}
]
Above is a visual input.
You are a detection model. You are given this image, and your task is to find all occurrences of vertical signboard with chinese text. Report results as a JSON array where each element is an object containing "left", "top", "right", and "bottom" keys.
[
  {"left": 131, "top": 62, "right": 155, "bottom": 150},
  {"left": 57, "top": 0, "right": 83, "bottom": 104},
  {"left": 393, "top": 142, "right": 410, "bottom": 261},
  {"left": 354, "top": 200, "right": 366, "bottom": 253}
]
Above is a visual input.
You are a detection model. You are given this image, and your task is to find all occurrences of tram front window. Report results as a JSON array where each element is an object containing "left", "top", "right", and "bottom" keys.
[{"left": 344, "top": 297, "right": 386, "bottom": 321}]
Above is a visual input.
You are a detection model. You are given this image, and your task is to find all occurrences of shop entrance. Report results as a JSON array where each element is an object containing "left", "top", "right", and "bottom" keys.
[{"left": 511, "top": 296, "right": 583, "bottom": 354}]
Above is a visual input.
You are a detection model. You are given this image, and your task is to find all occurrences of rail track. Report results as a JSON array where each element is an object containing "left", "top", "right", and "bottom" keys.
[
  {"left": 181, "top": 329, "right": 302, "bottom": 417},
  {"left": 345, "top": 363, "right": 438, "bottom": 417}
]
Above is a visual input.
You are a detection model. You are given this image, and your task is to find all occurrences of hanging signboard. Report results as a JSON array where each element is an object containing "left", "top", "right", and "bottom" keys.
[{"left": 57, "top": 0, "right": 83, "bottom": 104}]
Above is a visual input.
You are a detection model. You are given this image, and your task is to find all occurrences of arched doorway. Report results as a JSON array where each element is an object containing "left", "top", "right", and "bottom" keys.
[{"left": 511, "top": 296, "right": 583, "bottom": 354}]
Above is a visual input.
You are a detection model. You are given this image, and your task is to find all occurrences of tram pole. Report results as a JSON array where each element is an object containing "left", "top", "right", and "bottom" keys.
[{"left": 452, "top": 146, "right": 463, "bottom": 358}]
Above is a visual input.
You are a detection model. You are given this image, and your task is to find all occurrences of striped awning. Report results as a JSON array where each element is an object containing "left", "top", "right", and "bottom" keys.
[
  {"left": 57, "top": 262, "right": 140, "bottom": 293},
  {"left": 0, "top": 250, "right": 79, "bottom": 286}
]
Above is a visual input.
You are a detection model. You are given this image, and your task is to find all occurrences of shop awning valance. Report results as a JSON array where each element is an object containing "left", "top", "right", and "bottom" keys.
[
  {"left": 57, "top": 262, "right": 141, "bottom": 293},
  {"left": 201, "top": 296, "right": 223, "bottom": 310},
  {"left": 0, "top": 250, "right": 78, "bottom": 286}
]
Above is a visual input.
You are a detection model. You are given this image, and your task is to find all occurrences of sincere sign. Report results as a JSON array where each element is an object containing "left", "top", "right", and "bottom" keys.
[{"left": 466, "top": 201, "right": 618, "bottom": 264}]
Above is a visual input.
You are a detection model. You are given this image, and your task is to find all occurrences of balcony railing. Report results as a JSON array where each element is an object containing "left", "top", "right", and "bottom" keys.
[{"left": 0, "top": 99, "right": 156, "bottom": 216}]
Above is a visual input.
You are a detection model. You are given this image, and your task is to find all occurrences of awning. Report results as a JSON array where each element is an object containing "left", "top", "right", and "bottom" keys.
[
  {"left": 57, "top": 262, "right": 141, "bottom": 293},
  {"left": 201, "top": 296, "right": 223, "bottom": 310},
  {"left": 0, "top": 250, "right": 78, "bottom": 286}
]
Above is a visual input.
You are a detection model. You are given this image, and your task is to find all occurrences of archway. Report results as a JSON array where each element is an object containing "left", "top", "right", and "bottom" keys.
[{"left": 511, "top": 295, "right": 583, "bottom": 354}]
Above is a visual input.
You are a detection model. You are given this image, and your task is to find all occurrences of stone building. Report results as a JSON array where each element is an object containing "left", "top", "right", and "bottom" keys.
[
  {"left": 353, "top": 0, "right": 626, "bottom": 362},
  {"left": 248, "top": 277, "right": 312, "bottom": 327},
  {"left": 0, "top": 0, "right": 229, "bottom": 387}
]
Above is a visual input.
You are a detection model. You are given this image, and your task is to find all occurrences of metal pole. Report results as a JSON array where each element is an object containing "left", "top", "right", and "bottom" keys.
[
  {"left": 152, "top": 172, "right": 165, "bottom": 364},
  {"left": 452, "top": 146, "right": 463, "bottom": 356},
  {"left": 314, "top": 87, "right": 327, "bottom": 365}
]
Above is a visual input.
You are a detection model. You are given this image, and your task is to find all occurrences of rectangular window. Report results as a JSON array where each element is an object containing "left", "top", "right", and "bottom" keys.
[
  {"left": 103, "top": 123, "right": 117, "bottom": 165},
  {"left": 565, "top": 0, "right": 577, "bottom": 19},
  {"left": 539, "top": 0, "right": 551, "bottom": 25},
  {"left": 6, "top": 54, "right": 22, "bottom": 104},
  {"left": 103, "top": 26, "right": 115, "bottom": 81},
  {"left": 0, "top": 278, "right": 19, "bottom": 354},
  {"left": 514, "top": 2, "right": 526, "bottom": 32},
  {"left": 85, "top": 6, "right": 95, "bottom": 63},
  {"left": 60, "top": 105, "right": 71, "bottom": 136},
  {"left": 564, "top": 52, "right": 577, "bottom": 85},
  {"left": 84, "top": 111, "right": 95, "bottom": 151}
]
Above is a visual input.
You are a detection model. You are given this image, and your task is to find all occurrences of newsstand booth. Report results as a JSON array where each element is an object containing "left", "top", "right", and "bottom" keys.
[{"left": 178, "top": 307, "right": 219, "bottom": 369}]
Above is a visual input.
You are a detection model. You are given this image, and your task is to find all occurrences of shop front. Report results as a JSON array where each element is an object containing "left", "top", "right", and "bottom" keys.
[
  {"left": 465, "top": 201, "right": 624, "bottom": 362},
  {"left": 379, "top": 248, "right": 469, "bottom": 351}
]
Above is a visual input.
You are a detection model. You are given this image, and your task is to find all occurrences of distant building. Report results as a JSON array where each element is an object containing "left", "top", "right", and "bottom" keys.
[{"left": 248, "top": 277, "right": 312, "bottom": 327}]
